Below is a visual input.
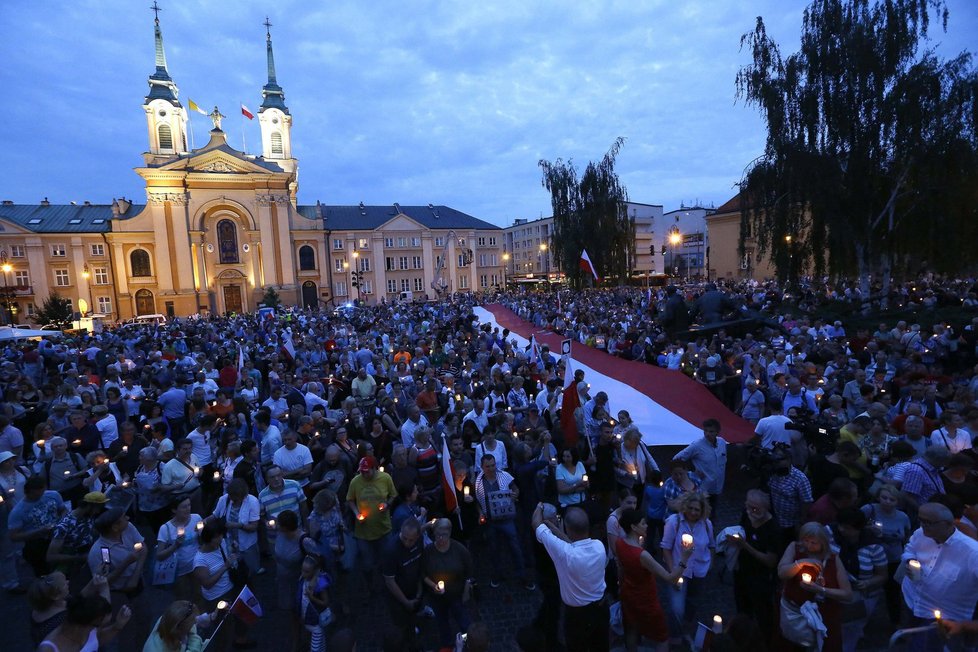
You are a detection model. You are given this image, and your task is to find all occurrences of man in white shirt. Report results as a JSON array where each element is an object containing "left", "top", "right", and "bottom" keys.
[
  {"left": 399, "top": 406, "right": 429, "bottom": 449},
  {"left": 532, "top": 503, "right": 607, "bottom": 651},
  {"left": 190, "top": 372, "right": 219, "bottom": 402},
  {"left": 261, "top": 386, "right": 290, "bottom": 421},
  {"left": 273, "top": 431, "right": 313, "bottom": 487},
  {"left": 900, "top": 503, "right": 978, "bottom": 650},
  {"left": 462, "top": 401, "right": 489, "bottom": 438},
  {"left": 673, "top": 418, "right": 728, "bottom": 514},
  {"left": 752, "top": 397, "right": 796, "bottom": 449},
  {"left": 92, "top": 405, "right": 119, "bottom": 450}
]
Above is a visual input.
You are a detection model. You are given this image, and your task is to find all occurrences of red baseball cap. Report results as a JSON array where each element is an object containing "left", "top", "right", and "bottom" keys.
[{"left": 358, "top": 455, "right": 378, "bottom": 474}]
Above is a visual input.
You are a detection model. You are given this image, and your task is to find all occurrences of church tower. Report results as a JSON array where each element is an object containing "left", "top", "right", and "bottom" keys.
[
  {"left": 257, "top": 18, "right": 294, "bottom": 166},
  {"left": 143, "top": 3, "right": 188, "bottom": 162}
]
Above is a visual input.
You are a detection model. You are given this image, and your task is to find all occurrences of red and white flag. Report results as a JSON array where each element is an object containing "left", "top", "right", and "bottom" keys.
[
  {"left": 241, "top": 104, "right": 254, "bottom": 120},
  {"left": 281, "top": 330, "right": 296, "bottom": 361},
  {"left": 579, "top": 248, "right": 599, "bottom": 282},
  {"left": 441, "top": 438, "right": 460, "bottom": 521},
  {"left": 560, "top": 353, "right": 582, "bottom": 447},
  {"left": 230, "top": 585, "right": 263, "bottom": 625}
]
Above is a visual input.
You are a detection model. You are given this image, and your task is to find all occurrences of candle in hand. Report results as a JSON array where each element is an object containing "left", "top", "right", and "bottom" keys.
[
  {"left": 196, "top": 521, "right": 204, "bottom": 531},
  {"left": 133, "top": 542, "right": 143, "bottom": 552},
  {"left": 267, "top": 519, "right": 276, "bottom": 529},
  {"left": 463, "top": 486, "right": 470, "bottom": 497},
  {"left": 357, "top": 513, "right": 366, "bottom": 521},
  {"left": 582, "top": 474, "right": 589, "bottom": 483},
  {"left": 436, "top": 580, "right": 445, "bottom": 593},
  {"left": 713, "top": 615, "right": 723, "bottom": 634},
  {"left": 217, "top": 600, "right": 228, "bottom": 611},
  {"left": 177, "top": 527, "right": 185, "bottom": 537},
  {"left": 801, "top": 572, "right": 813, "bottom": 584},
  {"left": 681, "top": 533, "right": 694, "bottom": 547},
  {"left": 213, "top": 471, "right": 221, "bottom": 481}
]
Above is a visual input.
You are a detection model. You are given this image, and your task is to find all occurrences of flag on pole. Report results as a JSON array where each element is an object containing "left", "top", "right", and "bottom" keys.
[
  {"left": 282, "top": 329, "right": 296, "bottom": 361},
  {"left": 441, "top": 438, "right": 460, "bottom": 525},
  {"left": 188, "top": 98, "right": 208, "bottom": 115},
  {"left": 579, "top": 248, "right": 600, "bottom": 282},
  {"left": 229, "top": 585, "right": 263, "bottom": 625},
  {"left": 526, "top": 334, "right": 541, "bottom": 367},
  {"left": 560, "top": 353, "right": 581, "bottom": 447},
  {"left": 237, "top": 343, "right": 245, "bottom": 372},
  {"left": 240, "top": 104, "right": 255, "bottom": 120}
]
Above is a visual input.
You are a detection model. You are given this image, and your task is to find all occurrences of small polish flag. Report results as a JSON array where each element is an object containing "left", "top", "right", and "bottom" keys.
[
  {"left": 579, "top": 248, "right": 600, "bottom": 282},
  {"left": 229, "top": 585, "right": 263, "bottom": 624},
  {"left": 241, "top": 104, "right": 254, "bottom": 120}
]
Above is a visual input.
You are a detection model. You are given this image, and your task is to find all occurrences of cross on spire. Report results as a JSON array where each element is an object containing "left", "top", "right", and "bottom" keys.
[
  {"left": 150, "top": 1, "right": 162, "bottom": 23},
  {"left": 263, "top": 16, "right": 273, "bottom": 38}
]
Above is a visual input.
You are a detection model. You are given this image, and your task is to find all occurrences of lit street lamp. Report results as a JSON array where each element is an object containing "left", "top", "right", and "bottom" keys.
[
  {"left": 539, "top": 242, "right": 549, "bottom": 289},
  {"left": 668, "top": 229, "right": 682, "bottom": 279},
  {"left": 81, "top": 264, "right": 92, "bottom": 316},
  {"left": 501, "top": 252, "right": 510, "bottom": 290},
  {"left": 0, "top": 252, "right": 11, "bottom": 325},
  {"left": 350, "top": 251, "right": 363, "bottom": 302}
]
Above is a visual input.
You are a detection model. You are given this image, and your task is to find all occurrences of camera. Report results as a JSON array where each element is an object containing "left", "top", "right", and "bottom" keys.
[{"left": 784, "top": 409, "right": 839, "bottom": 455}]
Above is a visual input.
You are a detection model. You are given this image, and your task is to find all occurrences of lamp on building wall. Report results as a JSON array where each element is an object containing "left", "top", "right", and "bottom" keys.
[{"left": 0, "top": 251, "right": 11, "bottom": 326}]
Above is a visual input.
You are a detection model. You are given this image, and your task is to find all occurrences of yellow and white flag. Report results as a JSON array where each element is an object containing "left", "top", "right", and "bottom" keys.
[{"left": 188, "top": 99, "right": 208, "bottom": 116}]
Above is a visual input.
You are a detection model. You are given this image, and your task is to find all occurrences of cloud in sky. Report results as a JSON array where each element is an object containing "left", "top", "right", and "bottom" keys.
[{"left": 0, "top": 0, "right": 974, "bottom": 227}]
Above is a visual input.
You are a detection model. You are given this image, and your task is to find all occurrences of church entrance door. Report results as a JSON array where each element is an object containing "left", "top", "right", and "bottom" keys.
[{"left": 223, "top": 285, "right": 243, "bottom": 314}]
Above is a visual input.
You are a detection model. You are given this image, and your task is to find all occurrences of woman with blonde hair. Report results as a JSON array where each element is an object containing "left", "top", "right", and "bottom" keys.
[
  {"left": 660, "top": 491, "right": 714, "bottom": 645},
  {"left": 143, "top": 600, "right": 222, "bottom": 652},
  {"left": 777, "top": 521, "right": 853, "bottom": 652}
]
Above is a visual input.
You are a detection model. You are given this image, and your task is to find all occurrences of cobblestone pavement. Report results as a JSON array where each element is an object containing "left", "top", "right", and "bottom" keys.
[{"left": 0, "top": 445, "right": 899, "bottom": 651}]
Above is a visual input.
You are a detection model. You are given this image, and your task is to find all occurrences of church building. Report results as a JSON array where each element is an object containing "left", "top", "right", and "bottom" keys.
[{"left": 0, "top": 13, "right": 503, "bottom": 322}]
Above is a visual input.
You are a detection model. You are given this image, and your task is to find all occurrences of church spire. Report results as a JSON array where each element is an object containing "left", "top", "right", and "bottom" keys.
[
  {"left": 145, "top": 1, "right": 179, "bottom": 105},
  {"left": 259, "top": 17, "right": 289, "bottom": 114}
]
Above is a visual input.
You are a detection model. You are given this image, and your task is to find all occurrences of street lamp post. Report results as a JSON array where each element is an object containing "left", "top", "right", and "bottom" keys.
[
  {"left": 668, "top": 229, "right": 682, "bottom": 280},
  {"left": 350, "top": 252, "right": 363, "bottom": 303},
  {"left": 785, "top": 235, "right": 793, "bottom": 286},
  {"left": 501, "top": 252, "right": 510, "bottom": 290},
  {"left": 539, "top": 242, "right": 549, "bottom": 290},
  {"left": 342, "top": 259, "right": 351, "bottom": 302},
  {"left": 0, "top": 252, "right": 11, "bottom": 326},
  {"left": 81, "top": 264, "right": 92, "bottom": 316}
]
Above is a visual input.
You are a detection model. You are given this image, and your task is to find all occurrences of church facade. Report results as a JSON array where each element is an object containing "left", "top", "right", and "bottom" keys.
[{"left": 0, "top": 15, "right": 503, "bottom": 322}]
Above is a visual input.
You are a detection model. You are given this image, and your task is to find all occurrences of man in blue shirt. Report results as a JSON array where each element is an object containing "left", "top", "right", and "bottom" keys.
[
  {"left": 673, "top": 418, "right": 728, "bottom": 514},
  {"left": 8, "top": 474, "right": 66, "bottom": 577},
  {"left": 157, "top": 381, "right": 188, "bottom": 438}
]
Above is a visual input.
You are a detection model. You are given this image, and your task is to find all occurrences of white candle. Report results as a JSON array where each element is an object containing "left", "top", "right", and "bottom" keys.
[
  {"left": 213, "top": 471, "right": 221, "bottom": 481},
  {"left": 677, "top": 577, "right": 684, "bottom": 585},
  {"left": 36, "top": 439, "right": 45, "bottom": 447},
  {"left": 713, "top": 615, "right": 723, "bottom": 634},
  {"left": 436, "top": 580, "right": 445, "bottom": 593},
  {"left": 582, "top": 474, "right": 589, "bottom": 483},
  {"left": 217, "top": 600, "right": 228, "bottom": 611},
  {"left": 133, "top": 542, "right": 143, "bottom": 552},
  {"left": 463, "top": 486, "right": 470, "bottom": 497},
  {"left": 801, "top": 572, "right": 813, "bottom": 584},
  {"left": 267, "top": 518, "right": 276, "bottom": 529},
  {"left": 122, "top": 446, "right": 128, "bottom": 453},
  {"left": 681, "top": 533, "right": 694, "bottom": 547},
  {"left": 196, "top": 521, "right": 204, "bottom": 531},
  {"left": 176, "top": 527, "right": 185, "bottom": 537}
]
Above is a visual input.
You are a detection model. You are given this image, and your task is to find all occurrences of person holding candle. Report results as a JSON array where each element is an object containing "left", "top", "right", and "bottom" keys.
[
  {"left": 555, "top": 447, "right": 588, "bottom": 510},
  {"left": 899, "top": 502, "right": 978, "bottom": 652},
  {"left": 143, "top": 599, "right": 225, "bottom": 652},
  {"left": 156, "top": 497, "right": 203, "bottom": 601},
  {"left": 85, "top": 507, "right": 146, "bottom": 597},
  {"left": 616, "top": 507, "right": 692, "bottom": 652},
  {"left": 192, "top": 520, "right": 251, "bottom": 650},
  {"left": 474, "top": 453, "right": 532, "bottom": 590},
  {"left": 161, "top": 439, "right": 202, "bottom": 514},
  {"left": 777, "top": 521, "right": 852, "bottom": 652},
  {"left": 423, "top": 518, "right": 475, "bottom": 650},
  {"left": 859, "top": 484, "right": 910, "bottom": 621},
  {"left": 661, "top": 491, "right": 715, "bottom": 646},
  {"left": 345, "top": 455, "right": 396, "bottom": 598},
  {"left": 730, "top": 489, "right": 781, "bottom": 636},
  {"left": 616, "top": 428, "right": 659, "bottom": 500},
  {"left": 381, "top": 518, "right": 426, "bottom": 650},
  {"left": 662, "top": 460, "right": 700, "bottom": 516}
]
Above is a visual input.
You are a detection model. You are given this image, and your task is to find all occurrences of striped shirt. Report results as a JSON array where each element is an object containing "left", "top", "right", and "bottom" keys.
[{"left": 258, "top": 479, "right": 305, "bottom": 519}]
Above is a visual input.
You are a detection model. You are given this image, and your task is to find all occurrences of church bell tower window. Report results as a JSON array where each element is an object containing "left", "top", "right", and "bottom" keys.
[{"left": 158, "top": 124, "right": 173, "bottom": 150}]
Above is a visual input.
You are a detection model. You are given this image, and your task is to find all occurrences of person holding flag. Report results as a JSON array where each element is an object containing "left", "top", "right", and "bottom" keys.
[{"left": 580, "top": 248, "right": 600, "bottom": 284}]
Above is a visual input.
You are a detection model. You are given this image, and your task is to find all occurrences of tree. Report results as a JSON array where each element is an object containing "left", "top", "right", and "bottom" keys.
[
  {"left": 736, "top": 0, "right": 978, "bottom": 292},
  {"left": 35, "top": 292, "right": 72, "bottom": 330},
  {"left": 539, "top": 138, "right": 634, "bottom": 287},
  {"left": 262, "top": 287, "right": 281, "bottom": 309}
]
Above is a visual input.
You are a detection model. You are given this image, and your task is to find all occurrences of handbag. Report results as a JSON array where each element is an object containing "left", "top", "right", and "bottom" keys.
[
  {"left": 151, "top": 524, "right": 179, "bottom": 586},
  {"left": 221, "top": 545, "right": 250, "bottom": 590}
]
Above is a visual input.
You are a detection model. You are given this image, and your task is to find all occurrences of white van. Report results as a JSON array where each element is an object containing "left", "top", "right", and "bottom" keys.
[
  {"left": 125, "top": 314, "right": 168, "bottom": 326},
  {"left": 398, "top": 291, "right": 414, "bottom": 303}
]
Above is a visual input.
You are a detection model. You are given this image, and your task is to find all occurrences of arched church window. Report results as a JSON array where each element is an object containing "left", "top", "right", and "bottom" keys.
[
  {"left": 130, "top": 249, "right": 152, "bottom": 277},
  {"left": 217, "top": 219, "right": 240, "bottom": 264},
  {"left": 158, "top": 124, "right": 173, "bottom": 150},
  {"left": 271, "top": 132, "right": 283, "bottom": 155},
  {"left": 298, "top": 245, "right": 316, "bottom": 271}
]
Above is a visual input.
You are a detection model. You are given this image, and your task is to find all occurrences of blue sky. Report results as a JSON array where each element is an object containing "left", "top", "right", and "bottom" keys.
[{"left": 1, "top": 1, "right": 974, "bottom": 227}]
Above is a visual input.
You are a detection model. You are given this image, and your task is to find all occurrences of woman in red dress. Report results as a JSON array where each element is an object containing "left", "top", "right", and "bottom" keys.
[{"left": 616, "top": 508, "right": 693, "bottom": 652}]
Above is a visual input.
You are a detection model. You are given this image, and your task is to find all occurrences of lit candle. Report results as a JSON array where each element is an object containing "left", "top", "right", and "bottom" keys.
[
  {"left": 267, "top": 518, "right": 276, "bottom": 529},
  {"left": 681, "top": 533, "right": 694, "bottom": 547},
  {"left": 176, "top": 527, "right": 185, "bottom": 537},
  {"left": 908, "top": 559, "right": 921, "bottom": 580},
  {"left": 436, "top": 580, "right": 445, "bottom": 593},
  {"left": 379, "top": 465, "right": 385, "bottom": 473},
  {"left": 677, "top": 577, "right": 684, "bottom": 585},
  {"left": 713, "top": 615, "right": 723, "bottom": 634},
  {"left": 217, "top": 600, "right": 228, "bottom": 611},
  {"left": 72, "top": 439, "right": 81, "bottom": 446},
  {"left": 0, "top": 495, "right": 4, "bottom": 504},
  {"left": 63, "top": 470, "right": 71, "bottom": 476},
  {"left": 357, "top": 513, "right": 366, "bottom": 521},
  {"left": 934, "top": 609, "right": 942, "bottom": 623},
  {"left": 801, "top": 572, "right": 813, "bottom": 584},
  {"left": 463, "top": 486, "right": 470, "bottom": 497},
  {"left": 121, "top": 481, "right": 130, "bottom": 488},
  {"left": 196, "top": 521, "right": 204, "bottom": 532},
  {"left": 193, "top": 467, "right": 200, "bottom": 476},
  {"left": 133, "top": 542, "right": 143, "bottom": 552},
  {"left": 122, "top": 446, "right": 129, "bottom": 454},
  {"left": 582, "top": 474, "right": 589, "bottom": 483},
  {"left": 213, "top": 471, "right": 221, "bottom": 482},
  {"left": 36, "top": 439, "right": 45, "bottom": 447},
  {"left": 6, "top": 488, "right": 14, "bottom": 495},
  {"left": 731, "top": 533, "right": 741, "bottom": 539},
  {"left": 378, "top": 503, "right": 386, "bottom": 512}
]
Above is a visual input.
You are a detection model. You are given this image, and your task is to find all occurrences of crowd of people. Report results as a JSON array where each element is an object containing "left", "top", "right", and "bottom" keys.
[{"left": 0, "top": 278, "right": 977, "bottom": 651}]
